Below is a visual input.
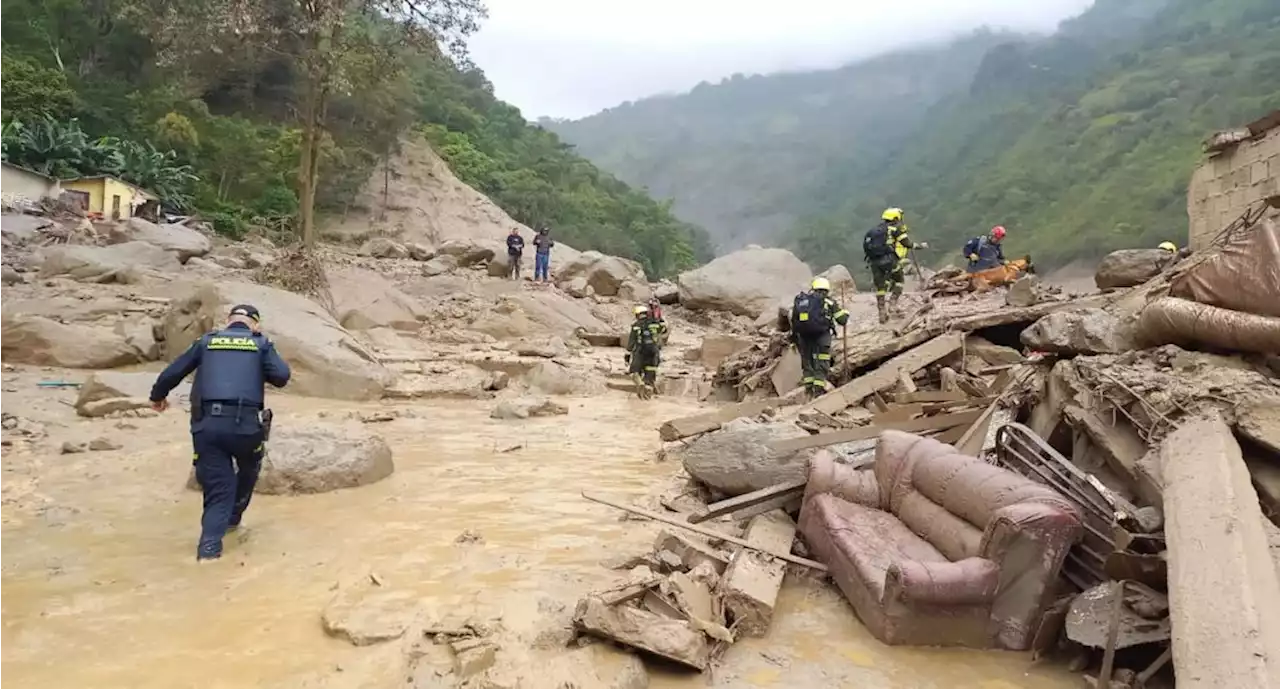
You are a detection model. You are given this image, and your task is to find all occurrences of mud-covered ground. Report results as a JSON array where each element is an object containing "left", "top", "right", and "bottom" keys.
[{"left": 1, "top": 363, "right": 1078, "bottom": 689}]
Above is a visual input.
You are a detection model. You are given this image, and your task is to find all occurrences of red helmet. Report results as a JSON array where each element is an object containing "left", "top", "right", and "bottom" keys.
[{"left": 991, "top": 226, "right": 1007, "bottom": 241}]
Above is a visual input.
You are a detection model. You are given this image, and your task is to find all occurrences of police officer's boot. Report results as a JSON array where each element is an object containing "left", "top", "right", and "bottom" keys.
[{"left": 876, "top": 295, "right": 889, "bottom": 324}]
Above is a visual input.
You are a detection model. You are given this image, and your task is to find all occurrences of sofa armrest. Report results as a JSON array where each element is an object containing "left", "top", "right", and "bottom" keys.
[
  {"left": 883, "top": 558, "right": 1001, "bottom": 606},
  {"left": 803, "top": 450, "right": 880, "bottom": 509},
  {"left": 980, "top": 500, "right": 1082, "bottom": 650}
]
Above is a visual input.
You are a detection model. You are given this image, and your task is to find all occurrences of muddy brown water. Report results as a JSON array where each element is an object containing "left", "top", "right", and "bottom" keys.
[{"left": 2, "top": 392, "right": 1078, "bottom": 688}]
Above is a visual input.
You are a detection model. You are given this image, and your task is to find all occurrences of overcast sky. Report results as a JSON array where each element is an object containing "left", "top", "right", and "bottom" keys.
[{"left": 467, "top": 0, "right": 1096, "bottom": 120}]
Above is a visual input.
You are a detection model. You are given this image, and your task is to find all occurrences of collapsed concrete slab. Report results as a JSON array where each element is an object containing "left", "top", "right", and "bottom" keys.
[
  {"left": 1160, "top": 413, "right": 1280, "bottom": 689},
  {"left": 717, "top": 509, "right": 796, "bottom": 638}
]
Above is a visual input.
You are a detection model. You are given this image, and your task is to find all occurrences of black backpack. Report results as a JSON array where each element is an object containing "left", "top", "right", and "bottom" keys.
[
  {"left": 863, "top": 223, "right": 895, "bottom": 262},
  {"left": 792, "top": 292, "right": 830, "bottom": 336},
  {"left": 633, "top": 319, "right": 659, "bottom": 353}
]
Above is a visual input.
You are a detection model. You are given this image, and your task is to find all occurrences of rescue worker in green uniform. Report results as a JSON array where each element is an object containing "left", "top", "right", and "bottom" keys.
[
  {"left": 790, "top": 277, "right": 850, "bottom": 398},
  {"left": 863, "top": 207, "right": 927, "bottom": 324},
  {"left": 625, "top": 305, "right": 668, "bottom": 399}
]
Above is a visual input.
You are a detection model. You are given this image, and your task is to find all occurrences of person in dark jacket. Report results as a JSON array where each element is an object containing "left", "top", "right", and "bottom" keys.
[
  {"left": 532, "top": 226, "right": 554, "bottom": 282},
  {"left": 149, "top": 304, "right": 290, "bottom": 561},
  {"left": 505, "top": 227, "right": 525, "bottom": 280},
  {"left": 790, "top": 277, "right": 850, "bottom": 397},
  {"left": 963, "top": 225, "right": 1007, "bottom": 273},
  {"left": 625, "top": 305, "right": 668, "bottom": 399}
]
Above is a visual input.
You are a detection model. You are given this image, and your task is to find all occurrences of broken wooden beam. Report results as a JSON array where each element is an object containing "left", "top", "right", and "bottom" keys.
[
  {"left": 1161, "top": 413, "right": 1280, "bottom": 689},
  {"left": 688, "top": 479, "right": 807, "bottom": 524},
  {"left": 653, "top": 531, "right": 730, "bottom": 573},
  {"left": 1064, "top": 405, "right": 1162, "bottom": 507},
  {"left": 659, "top": 400, "right": 774, "bottom": 441},
  {"left": 718, "top": 509, "right": 796, "bottom": 638},
  {"left": 573, "top": 596, "right": 711, "bottom": 670},
  {"left": 804, "top": 333, "right": 965, "bottom": 415},
  {"left": 580, "top": 492, "right": 826, "bottom": 571},
  {"left": 893, "top": 390, "right": 967, "bottom": 403},
  {"left": 769, "top": 409, "right": 982, "bottom": 452}
]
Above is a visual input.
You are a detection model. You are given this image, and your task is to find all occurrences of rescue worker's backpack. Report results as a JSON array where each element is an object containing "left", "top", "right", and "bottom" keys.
[
  {"left": 863, "top": 223, "right": 896, "bottom": 263},
  {"left": 792, "top": 292, "right": 830, "bottom": 337},
  {"left": 633, "top": 319, "right": 660, "bottom": 355}
]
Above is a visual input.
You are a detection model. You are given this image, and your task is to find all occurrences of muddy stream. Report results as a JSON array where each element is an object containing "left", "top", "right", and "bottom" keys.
[{"left": 2, "top": 391, "right": 1078, "bottom": 689}]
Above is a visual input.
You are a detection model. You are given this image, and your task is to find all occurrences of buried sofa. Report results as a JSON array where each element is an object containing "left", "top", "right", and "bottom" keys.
[{"left": 798, "top": 431, "right": 1081, "bottom": 649}]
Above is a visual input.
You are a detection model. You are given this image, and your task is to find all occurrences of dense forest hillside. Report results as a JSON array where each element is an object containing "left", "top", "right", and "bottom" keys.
[
  {"left": 0, "top": 0, "right": 711, "bottom": 277},
  {"left": 550, "top": 0, "right": 1280, "bottom": 271}
]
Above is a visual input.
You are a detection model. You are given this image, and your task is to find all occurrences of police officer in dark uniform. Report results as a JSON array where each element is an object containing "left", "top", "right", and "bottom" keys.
[{"left": 149, "top": 304, "right": 291, "bottom": 561}]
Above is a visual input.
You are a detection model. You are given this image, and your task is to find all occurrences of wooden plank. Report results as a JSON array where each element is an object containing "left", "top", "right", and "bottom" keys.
[
  {"left": 581, "top": 492, "right": 827, "bottom": 572},
  {"left": 805, "top": 333, "right": 965, "bottom": 415},
  {"left": 574, "top": 597, "right": 710, "bottom": 670},
  {"left": 1064, "top": 405, "right": 1161, "bottom": 506},
  {"left": 769, "top": 410, "right": 982, "bottom": 452},
  {"left": 933, "top": 425, "right": 968, "bottom": 445},
  {"left": 955, "top": 399, "right": 999, "bottom": 456},
  {"left": 868, "top": 393, "right": 891, "bottom": 413},
  {"left": 688, "top": 479, "right": 807, "bottom": 524},
  {"left": 771, "top": 348, "right": 803, "bottom": 396},
  {"left": 599, "top": 577, "right": 663, "bottom": 606},
  {"left": 956, "top": 377, "right": 988, "bottom": 398},
  {"left": 894, "top": 390, "right": 967, "bottom": 403},
  {"left": 871, "top": 403, "right": 925, "bottom": 425},
  {"left": 718, "top": 510, "right": 796, "bottom": 637},
  {"left": 659, "top": 400, "right": 774, "bottom": 441},
  {"left": 895, "top": 369, "right": 918, "bottom": 394},
  {"left": 922, "top": 396, "right": 994, "bottom": 413}
]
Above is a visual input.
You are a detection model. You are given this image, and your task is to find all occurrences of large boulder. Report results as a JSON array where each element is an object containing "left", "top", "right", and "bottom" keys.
[
  {"left": 470, "top": 291, "right": 612, "bottom": 341},
  {"left": 1095, "top": 249, "right": 1174, "bottom": 290},
  {"left": 422, "top": 254, "right": 459, "bottom": 276},
  {"left": 676, "top": 418, "right": 817, "bottom": 496},
  {"left": 555, "top": 251, "right": 652, "bottom": 300},
  {"left": 522, "top": 361, "right": 604, "bottom": 395},
  {"left": 652, "top": 280, "right": 680, "bottom": 304},
  {"left": 75, "top": 370, "right": 190, "bottom": 417},
  {"left": 1021, "top": 308, "right": 1132, "bottom": 355},
  {"left": 815, "top": 264, "right": 856, "bottom": 295},
  {"left": 357, "top": 237, "right": 409, "bottom": 259},
  {"left": 325, "top": 267, "right": 427, "bottom": 331},
  {"left": 39, "top": 242, "right": 181, "bottom": 283},
  {"left": 490, "top": 397, "right": 569, "bottom": 420},
  {"left": 113, "top": 218, "right": 212, "bottom": 262},
  {"left": 113, "top": 320, "right": 161, "bottom": 361},
  {"left": 162, "top": 281, "right": 393, "bottom": 400},
  {"left": 677, "top": 247, "right": 812, "bottom": 317},
  {"left": 188, "top": 425, "right": 394, "bottom": 494},
  {"left": 437, "top": 238, "right": 499, "bottom": 266},
  {"left": 1, "top": 213, "right": 53, "bottom": 244},
  {"left": 699, "top": 334, "right": 754, "bottom": 369},
  {"left": 0, "top": 314, "right": 141, "bottom": 369}
]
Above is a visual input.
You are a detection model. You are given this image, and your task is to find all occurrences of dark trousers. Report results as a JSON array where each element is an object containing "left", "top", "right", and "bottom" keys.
[
  {"left": 508, "top": 252, "right": 522, "bottom": 279},
  {"left": 870, "top": 259, "right": 905, "bottom": 297},
  {"left": 192, "top": 426, "right": 265, "bottom": 559},
  {"left": 629, "top": 347, "right": 661, "bottom": 385},
  {"left": 797, "top": 331, "right": 833, "bottom": 392}
]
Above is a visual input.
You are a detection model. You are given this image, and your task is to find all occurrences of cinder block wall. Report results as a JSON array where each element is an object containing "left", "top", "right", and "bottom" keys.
[{"left": 1187, "top": 127, "right": 1280, "bottom": 249}]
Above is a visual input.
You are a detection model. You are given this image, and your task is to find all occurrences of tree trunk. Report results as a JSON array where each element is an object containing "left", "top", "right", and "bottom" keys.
[{"left": 298, "top": 80, "right": 317, "bottom": 247}]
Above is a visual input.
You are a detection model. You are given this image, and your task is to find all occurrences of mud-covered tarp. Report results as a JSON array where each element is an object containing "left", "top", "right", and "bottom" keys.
[
  {"left": 1137, "top": 297, "right": 1280, "bottom": 355},
  {"left": 1171, "top": 216, "right": 1280, "bottom": 318}
]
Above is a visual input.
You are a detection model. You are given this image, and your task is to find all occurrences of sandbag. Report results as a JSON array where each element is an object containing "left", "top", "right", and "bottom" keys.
[
  {"left": 1171, "top": 216, "right": 1280, "bottom": 318},
  {"left": 1136, "top": 297, "right": 1280, "bottom": 355}
]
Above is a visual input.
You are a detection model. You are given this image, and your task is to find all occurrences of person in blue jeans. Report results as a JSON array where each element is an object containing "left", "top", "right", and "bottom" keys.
[{"left": 532, "top": 226, "right": 554, "bottom": 282}]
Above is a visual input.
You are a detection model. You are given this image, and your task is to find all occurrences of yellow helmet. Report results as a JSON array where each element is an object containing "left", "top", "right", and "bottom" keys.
[
  {"left": 633, "top": 305, "right": 648, "bottom": 315},
  {"left": 811, "top": 277, "right": 831, "bottom": 291},
  {"left": 882, "top": 207, "right": 904, "bottom": 222},
  {"left": 1158, "top": 241, "right": 1177, "bottom": 252}
]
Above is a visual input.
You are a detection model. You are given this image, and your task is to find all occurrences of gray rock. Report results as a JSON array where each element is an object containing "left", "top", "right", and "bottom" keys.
[
  {"left": 677, "top": 247, "right": 812, "bottom": 317},
  {"left": 523, "top": 361, "right": 603, "bottom": 395},
  {"left": 514, "top": 336, "right": 568, "bottom": 359},
  {"left": 2, "top": 264, "right": 23, "bottom": 285},
  {"left": 1005, "top": 275, "right": 1043, "bottom": 307},
  {"left": 357, "top": 237, "right": 409, "bottom": 259},
  {"left": 965, "top": 336, "right": 1025, "bottom": 366},
  {"left": 1095, "top": 249, "right": 1174, "bottom": 290},
  {"left": 1021, "top": 308, "right": 1132, "bottom": 355},
  {"left": 436, "top": 238, "right": 498, "bottom": 266},
  {"left": 1, "top": 213, "right": 53, "bottom": 244},
  {"left": 40, "top": 241, "right": 181, "bottom": 282},
  {"left": 326, "top": 266, "right": 427, "bottom": 331},
  {"left": 490, "top": 397, "right": 570, "bottom": 419},
  {"left": 187, "top": 425, "right": 394, "bottom": 495},
  {"left": 116, "top": 218, "right": 212, "bottom": 262},
  {"left": 406, "top": 242, "right": 434, "bottom": 261},
  {"left": 76, "top": 371, "right": 190, "bottom": 417},
  {"left": 815, "top": 264, "right": 856, "bottom": 295},
  {"left": 114, "top": 320, "right": 161, "bottom": 361},
  {"left": 89, "top": 437, "right": 122, "bottom": 451},
  {"left": 555, "top": 250, "right": 651, "bottom": 300},
  {"left": 322, "top": 586, "right": 421, "bottom": 646},
  {"left": 677, "top": 418, "right": 817, "bottom": 496},
  {"left": 422, "top": 254, "right": 459, "bottom": 277},
  {"left": 652, "top": 280, "right": 680, "bottom": 304},
  {"left": 1, "top": 314, "right": 142, "bottom": 369},
  {"left": 564, "top": 276, "right": 592, "bottom": 298}
]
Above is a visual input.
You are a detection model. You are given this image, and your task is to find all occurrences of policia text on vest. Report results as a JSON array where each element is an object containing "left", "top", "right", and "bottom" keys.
[{"left": 149, "top": 304, "right": 291, "bottom": 562}]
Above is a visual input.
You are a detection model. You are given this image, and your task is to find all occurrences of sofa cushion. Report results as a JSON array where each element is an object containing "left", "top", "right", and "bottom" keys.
[
  {"left": 810, "top": 493, "right": 948, "bottom": 599},
  {"left": 895, "top": 490, "right": 985, "bottom": 561}
]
